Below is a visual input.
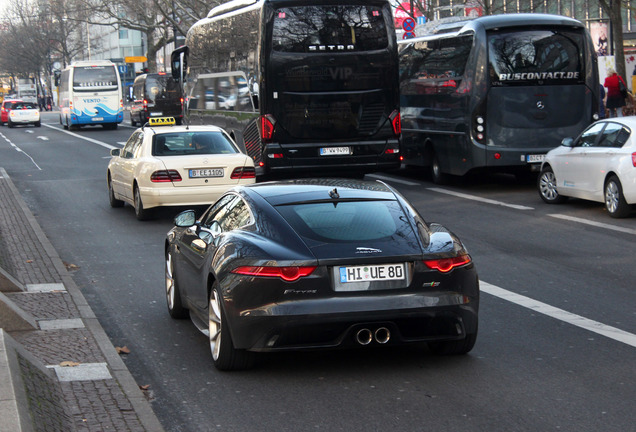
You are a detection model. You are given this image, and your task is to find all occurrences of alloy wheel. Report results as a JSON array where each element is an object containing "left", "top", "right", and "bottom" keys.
[{"left": 209, "top": 291, "right": 222, "bottom": 361}]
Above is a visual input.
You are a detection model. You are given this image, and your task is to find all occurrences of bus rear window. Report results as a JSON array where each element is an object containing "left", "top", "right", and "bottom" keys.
[
  {"left": 73, "top": 66, "right": 118, "bottom": 91},
  {"left": 272, "top": 5, "right": 388, "bottom": 53},
  {"left": 488, "top": 29, "right": 584, "bottom": 86}
]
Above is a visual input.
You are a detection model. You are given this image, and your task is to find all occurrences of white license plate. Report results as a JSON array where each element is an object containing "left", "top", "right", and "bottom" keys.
[
  {"left": 91, "top": 117, "right": 104, "bottom": 121},
  {"left": 150, "top": 112, "right": 163, "bottom": 116},
  {"left": 320, "top": 147, "right": 350, "bottom": 156},
  {"left": 526, "top": 154, "right": 545, "bottom": 163},
  {"left": 189, "top": 168, "right": 224, "bottom": 178},
  {"left": 339, "top": 263, "right": 405, "bottom": 283}
]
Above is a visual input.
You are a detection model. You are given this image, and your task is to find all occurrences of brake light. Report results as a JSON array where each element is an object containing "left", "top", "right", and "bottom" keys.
[
  {"left": 143, "top": 99, "right": 148, "bottom": 109},
  {"left": 231, "top": 265, "right": 317, "bottom": 282},
  {"left": 230, "top": 167, "right": 256, "bottom": 179},
  {"left": 390, "top": 110, "right": 401, "bottom": 135},
  {"left": 260, "top": 115, "right": 276, "bottom": 142},
  {"left": 150, "top": 170, "right": 182, "bottom": 182},
  {"left": 423, "top": 254, "right": 471, "bottom": 273},
  {"left": 632, "top": 152, "right": 636, "bottom": 167}
]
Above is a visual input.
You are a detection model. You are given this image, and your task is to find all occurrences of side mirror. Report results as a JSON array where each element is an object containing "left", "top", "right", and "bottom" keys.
[
  {"left": 110, "top": 148, "right": 120, "bottom": 157},
  {"left": 561, "top": 137, "right": 574, "bottom": 147},
  {"left": 170, "top": 46, "right": 188, "bottom": 82},
  {"left": 174, "top": 209, "right": 197, "bottom": 227}
]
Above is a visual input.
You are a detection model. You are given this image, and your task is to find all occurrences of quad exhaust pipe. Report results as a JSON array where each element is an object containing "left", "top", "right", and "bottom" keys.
[{"left": 355, "top": 327, "right": 391, "bottom": 345}]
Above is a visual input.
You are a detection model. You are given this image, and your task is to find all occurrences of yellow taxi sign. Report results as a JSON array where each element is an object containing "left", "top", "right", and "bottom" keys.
[
  {"left": 125, "top": 56, "right": 148, "bottom": 63},
  {"left": 148, "top": 117, "right": 176, "bottom": 126}
]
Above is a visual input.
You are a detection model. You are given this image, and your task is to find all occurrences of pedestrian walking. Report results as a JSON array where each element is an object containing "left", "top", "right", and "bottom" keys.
[
  {"left": 599, "top": 84, "right": 606, "bottom": 119},
  {"left": 604, "top": 68, "right": 627, "bottom": 117}
]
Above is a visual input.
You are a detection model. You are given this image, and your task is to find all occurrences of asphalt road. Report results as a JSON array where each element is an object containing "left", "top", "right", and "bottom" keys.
[{"left": 2, "top": 111, "right": 635, "bottom": 432}]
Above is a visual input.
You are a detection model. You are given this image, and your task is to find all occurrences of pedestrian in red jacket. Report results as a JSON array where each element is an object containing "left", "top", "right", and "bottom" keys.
[{"left": 604, "top": 68, "right": 627, "bottom": 117}]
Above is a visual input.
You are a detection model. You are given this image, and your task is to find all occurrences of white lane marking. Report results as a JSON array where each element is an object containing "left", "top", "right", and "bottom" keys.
[
  {"left": 549, "top": 214, "right": 636, "bottom": 236},
  {"left": 0, "top": 132, "right": 42, "bottom": 170},
  {"left": 428, "top": 187, "right": 534, "bottom": 210},
  {"left": 36, "top": 136, "right": 49, "bottom": 141},
  {"left": 481, "top": 281, "right": 636, "bottom": 348},
  {"left": 367, "top": 173, "right": 421, "bottom": 186},
  {"left": 42, "top": 124, "right": 117, "bottom": 150}
]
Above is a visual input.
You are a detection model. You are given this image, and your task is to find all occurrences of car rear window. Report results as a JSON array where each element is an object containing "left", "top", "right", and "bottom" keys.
[
  {"left": 152, "top": 132, "right": 239, "bottom": 156},
  {"left": 275, "top": 200, "right": 407, "bottom": 242}
]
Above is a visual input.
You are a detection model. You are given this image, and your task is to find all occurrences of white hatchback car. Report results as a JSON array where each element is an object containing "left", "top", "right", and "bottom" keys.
[
  {"left": 8, "top": 101, "right": 41, "bottom": 127},
  {"left": 107, "top": 118, "right": 255, "bottom": 220},
  {"left": 538, "top": 117, "right": 636, "bottom": 218}
]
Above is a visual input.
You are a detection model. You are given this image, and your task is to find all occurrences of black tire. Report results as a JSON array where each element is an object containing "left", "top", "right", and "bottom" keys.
[
  {"left": 604, "top": 175, "right": 631, "bottom": 218},
  {"left": 209, "top": 283, "right": 255, "bottom": 371},
  {"left": 538, "top": 166, "right": 568, "bottom": 204},
  {"left": 8, "top": 119, "right": 14, "bottom": 128},
  {"left": 34, "top": 121, "right": 41, "bottom": 127},
  {"left": 133, "top": 185, "right": 151, "bottom": 221},
  {"left": 431, "top": 154, "right": 449, "bottom": 185},
  {"left": 131, "top": 115, "right": 137, "bottom": 127},
  {"left": 428, "top": 328, "right": 478, "bottom": 355},
  {"left": 108, "top": 175, "right": 124, "bottom": 208},
  {"left": 165, "top": 248, "right": 188, "bottom": 319}
]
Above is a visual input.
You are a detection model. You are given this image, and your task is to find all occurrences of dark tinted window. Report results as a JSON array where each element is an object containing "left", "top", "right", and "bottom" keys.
[
  {"left": 12, "top": 102, "right": 37, "bottom": 109},
  {"left": 488, "top": 28, "right": 585, "bottom": 86},
  {"left": 276, "top": 200, "right": 407, "bottom": 242},
  {"left": 399, "top": 35, "right": 473, "bottom": 95},
  {"left": 152, "top": 132, "right": 239, "bottom": 156},
  {"left": 144, "top": 75, "right": 179, "bottom": 104},
  {"left": 577, "top": 122, "right": 605, "bottom": 147},
  {"left": 203, "top": 195, "right": 252, "bottom": 231},
  {"left": 73, "top": 66, "right": 118, "bottom": 91},
  {"left": 272, "top": 5, "right": 388, "bottom": 53}
]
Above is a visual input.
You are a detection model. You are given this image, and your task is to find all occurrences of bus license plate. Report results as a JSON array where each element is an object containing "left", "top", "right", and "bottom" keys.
[
  {"left": 526, "top": 154, "right": 545, "bottom": 163},
  {"left": 320, "top": 147, "right": 350, "bottom": 156},
  {"left": 339, "top": 263, "right": 405, "bottom": 283},
  {"left": 91, "top": 117, "right": 103, "bottom": 121},
  {"left": 189, "top": 168, "right": 224, "bottom": 178}
]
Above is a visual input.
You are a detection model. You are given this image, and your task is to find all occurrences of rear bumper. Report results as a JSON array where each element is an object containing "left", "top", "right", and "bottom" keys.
[{"left": 139, "top": 180, "right": 254, "bottom": 208}]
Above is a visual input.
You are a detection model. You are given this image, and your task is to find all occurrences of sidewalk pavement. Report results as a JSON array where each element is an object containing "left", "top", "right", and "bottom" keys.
[{"left": 0, "top": 167, "right": 164, "bottom": 432}]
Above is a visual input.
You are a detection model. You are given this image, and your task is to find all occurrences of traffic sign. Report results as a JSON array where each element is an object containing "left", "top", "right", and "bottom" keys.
[
  {"left": 403, "top": 32, "right": 415, "bottom": 40},
  {"left": 402, "top": 17, "right": 416, "bottom": 32},
  {"left": 125, "top": 56, "right": 147, "bottom": 63}
]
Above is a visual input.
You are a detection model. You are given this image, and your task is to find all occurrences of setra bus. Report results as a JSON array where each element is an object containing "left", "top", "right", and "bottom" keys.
[
  {"left": 398, "top": 14, "right": 599, "bottom": 183},
  {"left": 171, "top": 0, "right": 401, "bottom": 177},
  {"left": 58, "top": 60, "right": 124, "bottom": 130}
]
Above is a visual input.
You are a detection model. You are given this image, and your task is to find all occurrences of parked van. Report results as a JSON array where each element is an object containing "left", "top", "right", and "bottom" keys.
[{"left": 130, "top": 73, "right": 183, "bottom": 126}]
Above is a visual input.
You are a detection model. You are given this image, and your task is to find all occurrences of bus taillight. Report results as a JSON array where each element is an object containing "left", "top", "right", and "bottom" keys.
[
  {"left": 260, "top": 115, "right": 276, "bottom": 142},
  {"left": 390, "top": 111, "right": 401, "bottom": 135},
  {"left": 474, "top": 115, "right": 485, "bottom": 143}
]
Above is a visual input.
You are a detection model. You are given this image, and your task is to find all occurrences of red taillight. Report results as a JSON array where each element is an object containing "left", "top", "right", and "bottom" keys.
[
  {"left": 385, "top": 148, "right": 400, "bottom": 154},
  {"left": 143, "top": 99, "right": 148, "bottom": 109},
  {"left": 390, "top": 110, "right": 401, "bottom": 135},
  {"left": 231, "top": 265, "right": 317, "bottom": 282},
  {"left": 230, "top": 166, "right": 256, "bottom": 179},
  {"left": 150, "top": 170, "right": 182, "bottom": 182},
  {"left": 423, "top": 254, "right": 471, "bottom": 273},
  {"left": 632, "top": 152, "right": 636, "bottom": 167},
  {"left": 260, "top": 115, "right": 276, "bottom": 141}
]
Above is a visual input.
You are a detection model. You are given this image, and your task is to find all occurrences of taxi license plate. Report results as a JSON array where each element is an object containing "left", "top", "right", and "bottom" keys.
[
  {"left": 526, "top": 154, "right": 545, "bottom": 163},
  {"left": 91, "top": 117, "right": 104, "bottom": 121},
  {"left": 339, "top": 263, "right": 405, "bottom": 283},
  {"left": 150, "top": 112, "right": 163, "bottom": 116},
  {"left": 189, "top": 168, "right": 224, "bottom": 178},
  {"left": 320, "top": 147, "right": 350, "bottom": 156}
]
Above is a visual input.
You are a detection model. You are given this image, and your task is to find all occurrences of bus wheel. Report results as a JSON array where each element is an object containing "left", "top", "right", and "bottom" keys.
[{"left": 431, "top": 154, "right": 449, "bottom": 185}]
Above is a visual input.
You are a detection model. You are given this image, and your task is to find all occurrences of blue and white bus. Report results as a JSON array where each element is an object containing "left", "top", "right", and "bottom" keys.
[{"left": 58, "top": 60, "right": 124, "bottom": 130}]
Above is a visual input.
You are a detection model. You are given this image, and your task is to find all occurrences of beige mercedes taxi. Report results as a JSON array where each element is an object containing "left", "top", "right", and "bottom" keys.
[{"left": 107, "top": 117, "right": 255, "bottom": 220}]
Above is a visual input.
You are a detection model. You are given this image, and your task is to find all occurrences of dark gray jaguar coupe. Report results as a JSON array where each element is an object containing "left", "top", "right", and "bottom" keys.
[{"left": 165, "top": 179, "right": 479, "bottom": 370}]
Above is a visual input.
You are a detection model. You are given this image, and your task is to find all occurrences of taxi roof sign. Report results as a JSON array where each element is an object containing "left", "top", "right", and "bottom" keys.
[{"left": 148, "top": 117, "right": 175, "bottom": 126}]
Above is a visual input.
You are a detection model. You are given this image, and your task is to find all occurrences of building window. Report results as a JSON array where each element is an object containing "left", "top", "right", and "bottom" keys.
[{"left": 119, "top": 29, "right": 129, "bottom": 40}]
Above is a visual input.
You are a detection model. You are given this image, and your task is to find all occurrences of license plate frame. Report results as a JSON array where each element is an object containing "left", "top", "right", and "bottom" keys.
[
  {"left": 189, "top": 168, "right": 224, "bottom": 178},
  {"left": 339, "top": 263, "right": 406, "bottom": 284},
  {"left": 526, "top": 154, "right": 545, "bottom": 163},
  {"left": 320, "top": 146, "right": 351, "bottom": 156}
]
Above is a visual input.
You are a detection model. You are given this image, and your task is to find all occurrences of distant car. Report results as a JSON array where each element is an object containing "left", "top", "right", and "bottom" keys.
[
  {"left": 165, "top": 179, "right": 480, "bottom": 370},
  {"left": 538, "top": 117, "right": 636, "bottom": 218},
  {"left": 1, "top": 99, "right": 23, "bottom": 126},
  {"left": 107, "top": 117, "right": 255, "bottom": 220},
  {"left": 7, "top": 101, "right": 40, "bottom": 128}
]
